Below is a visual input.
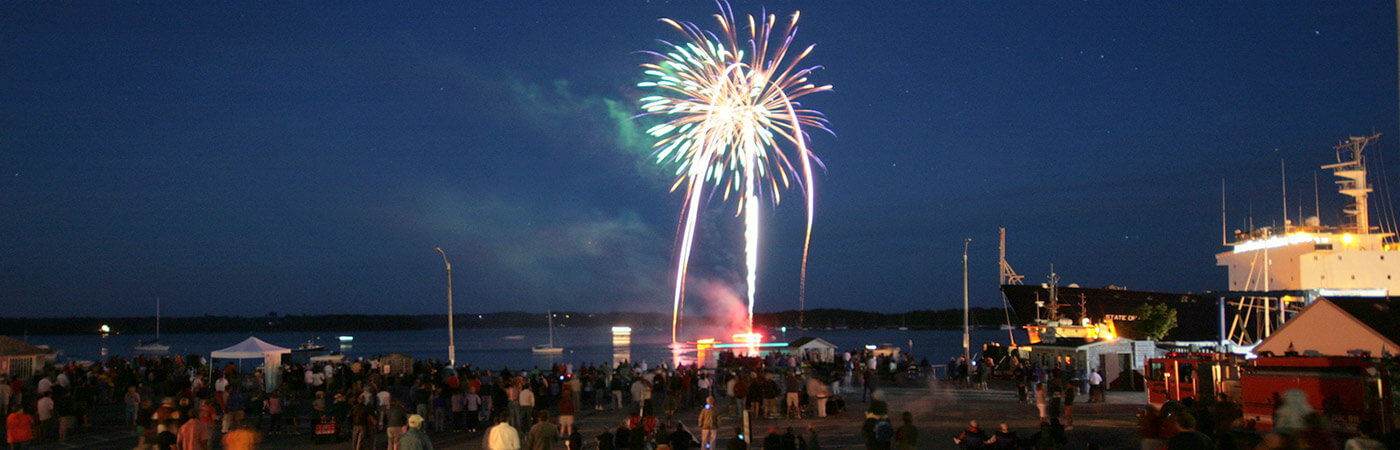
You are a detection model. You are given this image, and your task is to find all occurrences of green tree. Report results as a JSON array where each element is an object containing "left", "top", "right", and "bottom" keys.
[{"left": 1131, "top": 303, "right": 1178, "bottom": 340}]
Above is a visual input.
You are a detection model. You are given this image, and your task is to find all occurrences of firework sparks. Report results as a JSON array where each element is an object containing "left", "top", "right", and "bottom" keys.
[{"left": 637, "top": 3, "right": 832, "bottom": 342}]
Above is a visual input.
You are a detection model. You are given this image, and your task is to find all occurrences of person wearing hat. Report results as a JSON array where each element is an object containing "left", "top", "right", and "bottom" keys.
[{"left": 399, "top": 414, "right": 433, "bottom": 450}]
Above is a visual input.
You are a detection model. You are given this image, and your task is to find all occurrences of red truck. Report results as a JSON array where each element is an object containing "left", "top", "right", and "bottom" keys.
[
  {"left": 1146, "top": 352, "right": 1243, "bottom": 410},
  {"left": 1147, "top": 353, "right": 1393, "bottom": 435}
]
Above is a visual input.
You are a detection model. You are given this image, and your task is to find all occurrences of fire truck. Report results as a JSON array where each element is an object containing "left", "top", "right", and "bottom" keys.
[
  {"left": 1147, "top": 352, "right": 1395, "bottom": 434},
  {"left": 1146, "top": 352, "right": 1243, "bottom": 409}
]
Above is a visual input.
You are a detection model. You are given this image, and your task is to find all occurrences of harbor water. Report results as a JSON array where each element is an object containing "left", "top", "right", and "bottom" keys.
[{"left": 18, "top": 327, "right": 1022, "bottom": 370}]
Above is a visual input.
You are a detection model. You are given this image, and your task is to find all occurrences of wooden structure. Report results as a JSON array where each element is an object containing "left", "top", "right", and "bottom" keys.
[{"left": 0, "top": 336, "right": 49, "bottom": 379}]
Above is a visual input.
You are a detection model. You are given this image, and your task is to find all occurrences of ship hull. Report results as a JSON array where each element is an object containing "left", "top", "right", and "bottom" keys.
[{"left": 1000, "top": 285, "right": 1222, "bottom": 342}]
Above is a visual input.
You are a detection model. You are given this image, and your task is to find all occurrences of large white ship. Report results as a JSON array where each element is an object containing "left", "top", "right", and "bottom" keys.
[{"left": 1214, "top": 133, "right": 1400, "bottom": 344}]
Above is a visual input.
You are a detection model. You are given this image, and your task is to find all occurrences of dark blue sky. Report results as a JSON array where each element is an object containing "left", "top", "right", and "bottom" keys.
[{"left": 3, "top": 2, "right": 1397, "bottom": 318}]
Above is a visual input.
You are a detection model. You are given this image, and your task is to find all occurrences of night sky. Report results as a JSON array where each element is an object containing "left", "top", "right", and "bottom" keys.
[{"left": 4, "top": 2, "right": 1397, "bottom": 318}]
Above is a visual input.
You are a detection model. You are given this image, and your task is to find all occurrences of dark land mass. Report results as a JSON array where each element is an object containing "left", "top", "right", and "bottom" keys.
[{"left": 2, "top": 307, "right": 1018, "bottom": 335}]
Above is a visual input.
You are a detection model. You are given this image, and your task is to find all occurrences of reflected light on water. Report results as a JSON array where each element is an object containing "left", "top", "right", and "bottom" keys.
[{"left": 612, "top": 326, "right": 632, "bottom": 367}]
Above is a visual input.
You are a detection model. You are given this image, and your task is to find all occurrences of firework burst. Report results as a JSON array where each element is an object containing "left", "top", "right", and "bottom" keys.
[{"left": 637, "top": 3, "right": 832, "bottom": 342}]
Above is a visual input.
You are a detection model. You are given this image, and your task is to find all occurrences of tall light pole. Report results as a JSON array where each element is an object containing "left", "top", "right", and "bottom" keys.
[
  {"left": 434, "top": 247, "right": 456, "bottom": 368},
  {"left": 962, "top": 238, "right": 972, "bottom": 375}
]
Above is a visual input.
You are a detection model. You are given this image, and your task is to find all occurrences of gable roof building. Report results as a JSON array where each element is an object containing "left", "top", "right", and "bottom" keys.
[
  {"left": 0, "top": 335, "right": 50, "bottom": 379},
  {"left": 789, "top": 337, "right": 838, "bottom": 362},
  {"left": 1255, "top": 297, "right": 1400, "bottom": 357}
]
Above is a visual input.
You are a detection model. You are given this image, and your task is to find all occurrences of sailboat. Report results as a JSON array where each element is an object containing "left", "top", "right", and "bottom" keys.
[
  {"left": 134, "top": 297, "right": 170, "bottom": 353},
  {"left": 531, "top": 310, "right": 564, "bottom": 354}
]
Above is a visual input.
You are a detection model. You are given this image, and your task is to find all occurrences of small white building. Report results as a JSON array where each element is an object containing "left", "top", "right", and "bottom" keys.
[
  {"left": 788, "top": 337, "right": 838, "bottom": 363},
  {"left": 1022, "top": 338, "right": 1159, "bottom": 391}
]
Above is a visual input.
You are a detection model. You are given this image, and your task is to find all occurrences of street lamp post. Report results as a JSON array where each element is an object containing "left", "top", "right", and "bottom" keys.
[
  {"left": 962, "top": 238, "right": 971, "bottom": 382},
  {"left": 434, "top": 248, "right": 456, "bottom": 368}
]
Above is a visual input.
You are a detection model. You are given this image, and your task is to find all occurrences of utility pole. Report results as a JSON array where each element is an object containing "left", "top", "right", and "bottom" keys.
[
  {"left": 963, "top": 238, "right": 972, "bottom": 377},
  {"left": 435, "top": 248, "right": 456, "bottom": 368}
]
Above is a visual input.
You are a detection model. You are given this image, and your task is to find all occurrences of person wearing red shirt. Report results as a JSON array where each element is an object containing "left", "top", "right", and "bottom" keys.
[
  {"left": 445, "top": 372, "right": 461, "bottom": 390},
  {"left": 7, "top": 404, "right": 36, "bottom": 449},
  {"left": 198, "top": 400, "right": 219, "bottom": 449}
]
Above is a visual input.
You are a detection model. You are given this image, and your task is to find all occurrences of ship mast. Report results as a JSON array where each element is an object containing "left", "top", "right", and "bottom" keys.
[
  {"left": 1327, "top": 132, "right": 1383, "bottom": 232},
  {"left": 1324, "top": 133, "right": 1381, "bottom": 235},
  {"left": 999, "top": 228, "right": 1024, "bottom": 285},
  {"left": 998, "top": 228, "right": 1021, "bottom": 346}
]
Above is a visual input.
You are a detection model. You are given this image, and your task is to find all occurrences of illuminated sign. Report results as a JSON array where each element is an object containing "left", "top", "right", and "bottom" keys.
[
  {"left": 713, "top": 342, "right": 788, "bottom": 349},
  {"left": 732, "top": 333, "right": 762, "bottom": 343},
  {"left": 1233, "top": 233, "right": 1329, "bottom": 254},
  {"left": 1317, "top": 288, "right": 1388, "bottom": 298}
]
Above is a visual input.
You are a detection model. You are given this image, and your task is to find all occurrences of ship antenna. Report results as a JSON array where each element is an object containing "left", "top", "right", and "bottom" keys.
[
  {"left": 1297, "top": 196, "right": 1302, "bottom": 230},
  {"left": 1248, "top": 203, "right": 1254, "bottom": 234},
  {"left": 1281, "top": 159, "right": 1288, "bottom": 233},
  {"left": 1314, "top": 171, "right": 1320, "bottom": 222},
  {"left": 1221, "top": 178, "right": 1228, "bottom": 246}
]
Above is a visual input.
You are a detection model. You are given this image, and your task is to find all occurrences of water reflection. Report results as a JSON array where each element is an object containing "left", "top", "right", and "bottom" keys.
[{"left": 612, "top": 326, "right": 631, "bottom": 367}]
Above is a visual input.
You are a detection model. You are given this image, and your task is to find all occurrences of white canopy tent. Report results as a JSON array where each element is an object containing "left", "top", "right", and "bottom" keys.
[{"left": 211, "top": 337, "right": 290, "bottom": 392}]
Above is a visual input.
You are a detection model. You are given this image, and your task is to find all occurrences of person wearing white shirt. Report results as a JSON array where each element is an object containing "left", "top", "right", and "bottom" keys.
[
  {"left": 360, "top": 388, "right": 375, "bottom": 408},
  {"left": 37, "top": 392, "right": 54, "bottom": 441},
  {"left": 377, "top": 389, "right": 392, "bottom": 428},
  {"left": 485, "top": 414, "right": 521, "bottom": 450},
  {"left": 36, "top": 376, "right": 53, "bottom": 396},
  {"left": 1088, "top": 370, "right": 1104, "bottom": 403},
  {"left": 518, "top": 386, "right": 535, "bottom": 428}
]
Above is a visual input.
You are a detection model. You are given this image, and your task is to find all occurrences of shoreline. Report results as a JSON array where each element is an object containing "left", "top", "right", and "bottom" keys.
[{"left": 1, "top": 307, "right": 1022, "bottom": 335}]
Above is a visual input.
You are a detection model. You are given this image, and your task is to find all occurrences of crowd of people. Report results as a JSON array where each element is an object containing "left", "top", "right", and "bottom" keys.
[
  {"left": 0, "top": 347, "right": 924, "bottom": 449},
  {"left": 934, "top": 353, "right": 1115, "bottom": 449},
  {"left": 29, "top": 343, "right": 1380, "bottom": 449}
]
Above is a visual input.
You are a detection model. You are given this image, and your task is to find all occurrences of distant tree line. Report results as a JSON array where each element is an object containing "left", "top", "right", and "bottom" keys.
[{"left": 2, "top": 307, "right": 1019, "bottom": 335}]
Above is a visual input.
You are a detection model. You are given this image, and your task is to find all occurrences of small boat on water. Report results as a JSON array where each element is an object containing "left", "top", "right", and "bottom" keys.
[
  {"left": 134, "top": 297, "right": 170, "bottom": 354},
  {"left": 292, "top": 339, "right": 327, "bottom": 353},
  {"left": 531, "top": 311, "right": 564, "bottom": 354},
  {"left": 133, "top": 340, "right": 169, "bottom": 353}
]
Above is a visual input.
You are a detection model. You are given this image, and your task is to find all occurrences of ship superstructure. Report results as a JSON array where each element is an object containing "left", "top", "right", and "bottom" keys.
[
  {"left": 1213, "top": 134, "right": 1400, "bottom": 345},
  {"left": 1217, "top": 134, "right": 1399, "bottom": 295}
]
